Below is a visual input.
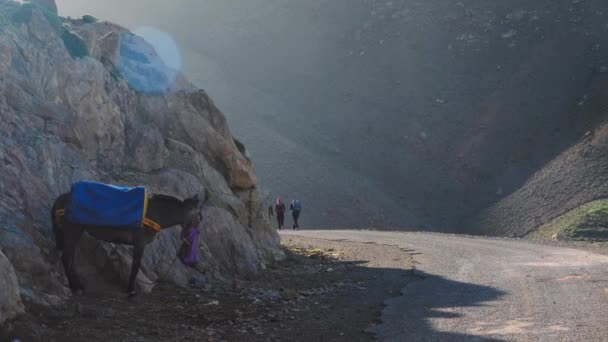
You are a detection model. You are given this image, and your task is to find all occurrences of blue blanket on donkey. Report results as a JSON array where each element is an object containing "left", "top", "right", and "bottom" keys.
[{"left": 66, "top": 181, "right": 146, "bottom": 229}]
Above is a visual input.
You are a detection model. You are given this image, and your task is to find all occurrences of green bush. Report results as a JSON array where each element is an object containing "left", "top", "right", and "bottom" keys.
[
  {"left": 233, "top": 137, "right": 249, "bottom": 159},
  {"left": 61, "top": 30, "right": 89, "bottom": 59},
  {"left": 82, "top": 15, "right": 97, "bottom": 24},
  {"left": 233, "top": 137, "right": 246, "bottom": 153}
]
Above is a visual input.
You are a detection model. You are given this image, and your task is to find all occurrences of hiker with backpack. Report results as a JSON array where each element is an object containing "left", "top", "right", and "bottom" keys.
[
  {"left": 275, "top": 197, "right": 285, "bottom": 230},
  {"left": 290, "top": 199, "right": 302, "bottom": 230}
]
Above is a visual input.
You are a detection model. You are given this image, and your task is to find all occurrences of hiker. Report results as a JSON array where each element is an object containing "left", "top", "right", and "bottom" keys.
[
  {"left": 268, "top": 204, "right": 274, "bottom": 218},
  {"left": 178, "top": 213, "right": 201, "bottom": 266},
  {"left": 290, "top": 199, "right": 302, "bottom": 230},
  {"left": 275, "top": 197, "right": 285, "bottom": 230}
]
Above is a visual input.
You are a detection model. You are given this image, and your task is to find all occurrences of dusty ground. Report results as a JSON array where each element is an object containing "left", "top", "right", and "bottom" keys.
[{"left": 1, "top": 236, "right": 415, "bottom": 342}]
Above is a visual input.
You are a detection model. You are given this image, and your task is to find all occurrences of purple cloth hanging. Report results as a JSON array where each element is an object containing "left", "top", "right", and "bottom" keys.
[{"left": 178, "top": 226, "right": 201, "bottom": 266}]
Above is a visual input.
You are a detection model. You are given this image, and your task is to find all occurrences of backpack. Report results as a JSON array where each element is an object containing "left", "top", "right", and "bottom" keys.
[{"left": 292, "top": 200, "right": 302, "bottom": 211}]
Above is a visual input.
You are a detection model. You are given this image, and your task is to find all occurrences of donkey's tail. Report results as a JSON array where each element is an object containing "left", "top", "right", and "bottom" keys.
[{"left": 51, "top": 207, "right": 64, "bottom": 251}]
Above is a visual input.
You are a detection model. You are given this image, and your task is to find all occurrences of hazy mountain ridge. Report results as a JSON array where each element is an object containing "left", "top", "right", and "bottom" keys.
[{"left": 56, "top": 0, "right": 608, "bottom": 231}]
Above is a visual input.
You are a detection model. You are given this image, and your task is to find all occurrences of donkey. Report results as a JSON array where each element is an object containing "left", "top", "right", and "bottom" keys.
[{"left": 51, "top": 190, "right": 206, "bottom": 296}]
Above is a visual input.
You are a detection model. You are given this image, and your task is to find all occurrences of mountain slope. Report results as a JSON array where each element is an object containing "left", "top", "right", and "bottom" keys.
[
  {"left": 471, "top": 80, "right": 608, "bottom": 236},
  {"left": 56, "top": 0, "right": 608, "bottom": 230}
]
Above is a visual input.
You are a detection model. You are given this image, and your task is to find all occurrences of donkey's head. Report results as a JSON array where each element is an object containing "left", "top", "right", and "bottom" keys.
[{"left": 181, "top": 189, "right": 209, "bottom": 227}]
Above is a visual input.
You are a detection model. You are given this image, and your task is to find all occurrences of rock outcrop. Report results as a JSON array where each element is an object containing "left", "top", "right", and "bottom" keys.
[
  {"left": 0, "top": 249, "right": 24, "bottom": 324},
  {"left": 0, "top": 0, "right": 282, "bottom": 315}
]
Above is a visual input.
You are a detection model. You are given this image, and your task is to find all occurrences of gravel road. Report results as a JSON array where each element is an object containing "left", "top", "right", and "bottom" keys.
[{"left": 282, "top": 230, "right": 608, "bottom": 342}]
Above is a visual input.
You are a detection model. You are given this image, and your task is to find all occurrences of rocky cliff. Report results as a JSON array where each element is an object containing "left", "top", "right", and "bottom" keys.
[{"left": 0, "top": 0, "right": 282, "bottom": 324}]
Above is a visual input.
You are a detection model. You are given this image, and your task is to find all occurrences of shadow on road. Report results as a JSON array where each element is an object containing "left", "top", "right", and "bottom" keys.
[
  {"left": 2, "top": 237, "right": 508, "bottom": 342},
  {"left": 377, "top": 270, "right": 507, "bottom": 342}
]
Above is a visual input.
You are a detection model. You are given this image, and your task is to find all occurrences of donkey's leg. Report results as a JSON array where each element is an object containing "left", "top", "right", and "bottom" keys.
[
  {"left": 126, "top": 240, "right": 145, "bottom": 296},
  {"left": 61, "top": 225, "right": 85, "bottom": 293},
  {"left": 61, "top": 247, "right": 77, "bottom": 291}
]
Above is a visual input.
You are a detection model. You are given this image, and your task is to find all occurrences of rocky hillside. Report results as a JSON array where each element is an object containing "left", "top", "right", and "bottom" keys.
[
  {"left": 471, "top": 108, "right": 608, "bottom": 237},
  {"left": 0, "top": 0, "right": 282, "bottom": 324},
  {"left": 468, "top": 60, "right": 608, "bottom": 237}
]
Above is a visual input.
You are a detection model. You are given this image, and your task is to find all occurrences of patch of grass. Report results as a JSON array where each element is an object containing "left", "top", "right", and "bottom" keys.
[
  {"left": 61, "top": 29, "right": 88, "bottom": 59},
  {"left": 530, "top": 199, "right": 608, "bottom": 241},
  {"left": 286, "top": 246, "right": 340, "bottom": 260}
]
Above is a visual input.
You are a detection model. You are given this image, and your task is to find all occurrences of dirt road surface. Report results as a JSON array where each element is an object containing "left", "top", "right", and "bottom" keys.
[{"left": 282, "top": 230, "right": 608, "bottom": 342}]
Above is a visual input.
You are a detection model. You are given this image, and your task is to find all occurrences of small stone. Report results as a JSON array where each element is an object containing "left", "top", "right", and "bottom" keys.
[
  {"left": 501, "top": 29, "right": 517, "bottom": 39},
  {"left": 298, "top": 290, "right": 314, "bottom": 296},
  {"left": 283, "top": 289, "right": 298, "bottom": 300}
]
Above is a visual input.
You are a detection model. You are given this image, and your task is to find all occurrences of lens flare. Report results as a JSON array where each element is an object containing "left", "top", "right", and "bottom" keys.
[
  {"left": 116, "top": 26, "right": 183, "bottom": 94},
  {"left": 132, "top": 26, "right": 182, "bottom": 71}
]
